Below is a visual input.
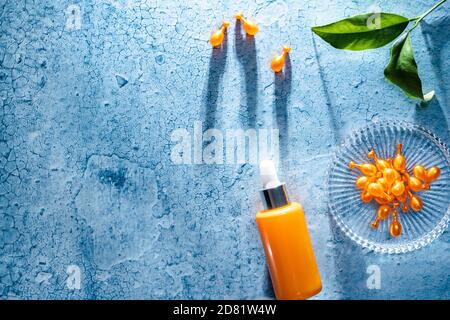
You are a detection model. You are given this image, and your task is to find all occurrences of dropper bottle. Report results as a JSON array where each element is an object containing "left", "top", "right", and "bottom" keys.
[{"left": 256, "top": 160, "right": 322, "bottom": 300}]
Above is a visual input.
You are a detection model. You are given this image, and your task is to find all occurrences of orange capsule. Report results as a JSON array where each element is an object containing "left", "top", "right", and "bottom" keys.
[
  {"left": 413, "top": 165, "right": 427, "bottom": 182},
  {"left": 393, "top": 143, "right": 406, "bottom": 172},
  {"left": 368, "top": 150, "right": 391, "bottom": 171},
  {"left": 395, "top": 187, "right": 408, "bottom": 203},
  {"left": 355, "top": 176, "right": 371, "bottom": 189},
  {"left": 371, "top": 204, "right": 392, "bottom": 228},
  {"left": 367, "top": 182, "right": 391, "bottom": 200},
  {"left": 395, "top": 192, "right": 409, "bottom": 212},
  {"left": 375, "top": 197, "right": 389, "bottom": 205},
  {"left": 402, "top": 204, "right": 408, "bottom": 212},
  {"left": 361, "top": 190, "right": 373, "bottom": 203},
  {"left": 377, "top": 177, "right": 388, "bottom": 191},
  {"left": 394, "top": 169, "right": 402, "bottom": 181},
  {"left": 349, "top": 161, "right": 377, "bottom": 176},
  {"left": 389, "top": 217, "right": 402, "bottom": 237},
  {"left": 383, "top": 168, "right": 397, "bottom": 187},
  {"left": 395, "top": 191, "right": 407, "bottom": 202},
  {"left": 271, "top": 46, "right": 291, "bottom": 73},
  {"left": 209, "top": 21, "right": 230, "bottom": 47},
  {"left": 235, "top": 12, "right": 258, "bottom": 36},
  {"left": 426, "top": 166, "right": 440, "bottom": 182},
  {"left": 410, "top": 194, "right": 423, "bottom": 212},
  {"left": 408, "top": 176, "right": 423, "bottom": 192},
  {"left": 391, "top": 181, "right": 405, "bottom": 196},
  {"left": 378, "top": 204, "right": 392, "bottom": 219}
]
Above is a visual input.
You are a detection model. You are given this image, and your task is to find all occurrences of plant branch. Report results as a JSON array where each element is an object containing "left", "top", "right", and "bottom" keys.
[{"left": 411, "top": 0, "right": 447, "bottom": 30}]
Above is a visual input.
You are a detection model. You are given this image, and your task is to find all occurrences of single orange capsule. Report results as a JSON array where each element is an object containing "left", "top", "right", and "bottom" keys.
[
  {"left": 408, "top": 176, "right": 423, "bottom": 192},
  {"left": 383, "top": 168, "right": 397, "bottom": 187},
  {"left": 389, "top": 217, "right": 402, "bottom": 237},
  {"left": 355, "top": 176, "right": 371, "bottom": 189},
  {"left": 413, "top": 165, "right": 427, "bottom": 182},
  {"left": 377, "top": 177, "right": 388, "bottom": 191},
  {"left": 391, "top": 181, "right": 405, "bottom": 196},
  {"left": 372, "top": 204, "right": 392, "bottom": 228},
  {"left": 367, "top": 182, "right": 391, "bottom": 200},
  {"left": 349, "top": 161, "right": 377, "bottom": 176},
  {"left": 393, "top": 143, "right": 406, "bottom": 172},
  {"left": 378, "top": 204, "right": 392, "bottom": 219},
  {"left": 426, "top": 166, "right": 440, "bottom": 182},
  {"left": 361, "top": 190, "right": 373, "bottom": 203},
  {"left": 271, "top": 46, "right": 291, "bottom": 73},
  {"left": 210, "top": 21, "right": 230, "bottom": 47},
  {"left": 235, "top": 12, "right": 258, "bottom": 36},
  {"left": 368, "top": 150, "right": 391, "bottom": 171},
  {"left": 410, "top": 194, "right": 423, "bottom": 212},
  {"left": 371, "top": 204, "right": 392, "bottom": 228}
]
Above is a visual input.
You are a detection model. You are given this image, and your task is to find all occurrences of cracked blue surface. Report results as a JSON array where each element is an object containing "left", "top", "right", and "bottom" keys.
[{"left": 0, "top": 0, "right": 449, "bottom": 299}]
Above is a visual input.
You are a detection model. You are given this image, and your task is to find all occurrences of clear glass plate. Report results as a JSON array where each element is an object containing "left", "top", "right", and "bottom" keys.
[{"left": 327, "top": 121, "right": 450, "bottom": 254}]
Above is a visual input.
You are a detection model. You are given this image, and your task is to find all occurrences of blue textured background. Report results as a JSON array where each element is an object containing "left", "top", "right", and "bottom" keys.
[{"left": 0, "top": 0, "right": 449, "bottom": 299}]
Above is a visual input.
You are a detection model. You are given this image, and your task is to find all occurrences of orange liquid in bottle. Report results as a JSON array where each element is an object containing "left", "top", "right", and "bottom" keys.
[{"left": 257, "top": 160, "right": 322, "bottom": 300}]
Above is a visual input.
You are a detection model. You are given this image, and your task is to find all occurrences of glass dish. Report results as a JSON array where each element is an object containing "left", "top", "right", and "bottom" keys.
[{"left": 327, "top": 121, "right": 450, "bottom": 253}]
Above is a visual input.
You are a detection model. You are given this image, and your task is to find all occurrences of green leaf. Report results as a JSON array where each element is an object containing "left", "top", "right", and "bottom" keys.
[
  {"left": 312, "top": 13, "right": 411, "bottom": 50},
  {"left": 384, "top": 32, "right": 424, "bottom": 99}
]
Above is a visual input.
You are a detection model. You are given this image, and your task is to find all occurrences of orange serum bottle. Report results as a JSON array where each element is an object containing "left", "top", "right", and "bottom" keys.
[{"left": 256, "top": 160, "right": 322, "bottom": 300}]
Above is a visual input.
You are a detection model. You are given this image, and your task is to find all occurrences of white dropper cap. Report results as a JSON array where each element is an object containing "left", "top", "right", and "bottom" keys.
[{"left": 259, "top": 159, "right": 282, "bottom": 189}]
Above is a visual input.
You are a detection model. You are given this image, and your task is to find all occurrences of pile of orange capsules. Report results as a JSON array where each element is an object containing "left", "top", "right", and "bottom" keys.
[{"left": 349, "top": 144, "right": 441, "bottom": 238}]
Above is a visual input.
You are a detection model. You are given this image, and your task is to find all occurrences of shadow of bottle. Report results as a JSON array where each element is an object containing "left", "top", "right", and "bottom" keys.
[
  {"left": 262, "top": 267, "right": 275, "bottom": 299},
  {"left": 204, "top": 30, "right": 228, "bottom": 129},
  {"left": 235, "top": 20, "right": 258, "bottom": 128},
  {"left": 274, "top": 54, "right": 292, "bottom": 163}
]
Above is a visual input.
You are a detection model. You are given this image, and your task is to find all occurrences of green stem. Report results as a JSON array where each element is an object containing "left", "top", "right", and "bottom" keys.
[{"left": 411, "top": 0, "right": 446, "bottom": 30}]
